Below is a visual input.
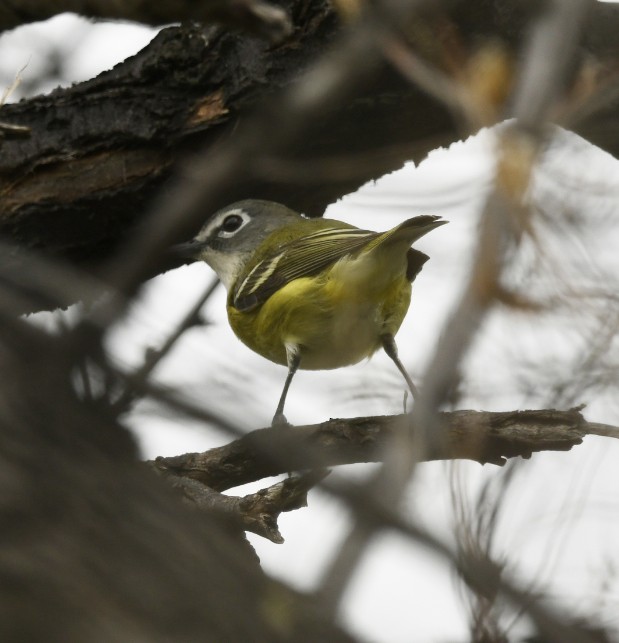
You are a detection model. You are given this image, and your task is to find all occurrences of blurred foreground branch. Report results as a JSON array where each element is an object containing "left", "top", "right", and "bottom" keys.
[{"left": 311, "top": 0, "right": 598, "bottom": 626}]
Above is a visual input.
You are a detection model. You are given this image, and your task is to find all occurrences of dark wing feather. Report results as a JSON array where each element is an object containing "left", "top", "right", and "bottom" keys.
[
  {"left": 232, "top": 227, "right": 377, "bottom": 311},
  {"left": 405, "top": 249, "right": 429, "bottom": 282}
]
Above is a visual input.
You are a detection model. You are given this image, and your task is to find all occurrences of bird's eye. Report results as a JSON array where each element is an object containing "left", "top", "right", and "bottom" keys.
[
  {"left": 221, "top": 214, "right": 244, "bottom": 233},
  {"left": 213, "top": 209, "right": 250, "bottom": 240}
]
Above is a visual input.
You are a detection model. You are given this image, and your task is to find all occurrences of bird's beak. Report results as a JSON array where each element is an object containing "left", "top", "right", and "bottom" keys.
[{"left": 170, "top": 240, "right": 207, "bottom": 263}]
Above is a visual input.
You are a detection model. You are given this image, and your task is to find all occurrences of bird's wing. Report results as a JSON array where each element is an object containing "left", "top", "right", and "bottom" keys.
[{"left": 232, "top": 226, "right": 378, "bottom": 311}]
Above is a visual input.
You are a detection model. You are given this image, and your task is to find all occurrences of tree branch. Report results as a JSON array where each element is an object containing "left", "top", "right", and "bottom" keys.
[
  {"left": 153, "top": 407, "right": 592, "bottom": 493},
  {"left": 154, "top": 467, "right": 329, "bottom": 543},
  {"left": 0, "top": 5, "right": 454, "bottom": 280},
  {"left": 2, "top": 0, "right": 619, "bottom": 299},
  {"left": 0, "top": 0, "right": 292, "bottom": 41}
]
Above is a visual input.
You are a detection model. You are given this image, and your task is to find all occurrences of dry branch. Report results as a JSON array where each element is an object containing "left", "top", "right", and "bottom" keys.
[
  {"left": 153, "top": 407, "right": 591, "bottom": 493},
  {"left": 155, "top": 467, "right": 329, "bottom": 543}
]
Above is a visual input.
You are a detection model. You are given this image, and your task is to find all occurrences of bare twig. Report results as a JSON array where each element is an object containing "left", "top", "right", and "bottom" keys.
[
  {"left": 585, "top": 422, "right": 619, "bottom": 439},
  {"left": 105, "top": 360, "right": 248, "bottom": 438},
  {"left": 0, "top": 61, "right": 30, "bottom": 139},
  {"left": 380, "top": 34, "right": 473, "bottom": 123},
  {"left": 332, "top": 490, "right": 605, "bottom": 643},
  {"left": 111, "top": 278, "right": 219, "bottom": 413}
]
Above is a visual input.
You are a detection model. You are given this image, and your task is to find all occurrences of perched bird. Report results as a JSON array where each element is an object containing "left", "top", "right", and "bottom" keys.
[{"left": 176, "top": 199, "right": 445, "bottom": 426}]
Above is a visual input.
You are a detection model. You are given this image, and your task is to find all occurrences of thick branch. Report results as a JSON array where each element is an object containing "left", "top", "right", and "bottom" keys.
[
  {"left": 2, "top": 0, "right": 619, "bottom": 292},
  {"left": 0, "top": 0, "right": 292, "bottom": 40},
  {"left": 0, "top": 4, "right": 450, "bottom": 257},
  {"left": 154, "top": 407, "right": 592, "bottom": 493}
]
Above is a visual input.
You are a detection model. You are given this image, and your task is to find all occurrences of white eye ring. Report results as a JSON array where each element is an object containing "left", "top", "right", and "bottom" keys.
[{"left": 218, "top": 209, "right": 251, "bottom": 238}]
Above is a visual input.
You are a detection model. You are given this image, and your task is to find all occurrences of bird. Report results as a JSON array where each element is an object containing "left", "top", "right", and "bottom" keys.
[{"left": 175, "top": 199, "right": 446, "bottom": 426}]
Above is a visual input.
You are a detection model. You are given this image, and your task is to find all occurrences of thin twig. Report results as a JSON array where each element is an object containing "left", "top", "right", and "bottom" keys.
[
  {"left": 324, "top": 480, "right": 604, "bottom": 643},
  {"left": 111, "top": 278, "right": 219, "bottom": 413},
  {"left": 584, "top": 422, "right": 619, "bottom": 439}
]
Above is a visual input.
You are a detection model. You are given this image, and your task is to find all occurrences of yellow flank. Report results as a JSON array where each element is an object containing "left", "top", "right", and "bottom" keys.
[{"left": 227, "top": 218, "right": 417, "bottom": 370}]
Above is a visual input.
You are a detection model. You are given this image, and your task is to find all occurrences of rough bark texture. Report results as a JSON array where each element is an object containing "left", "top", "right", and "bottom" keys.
[
  {"left": 0, "top": 0, "right": 293, "bottom": 39},
  {"left": 1, "top": 0, "right": 618, "bottom": 290},
  {"left": 155, "top": 407, "right": 589, "bottom": 492}
]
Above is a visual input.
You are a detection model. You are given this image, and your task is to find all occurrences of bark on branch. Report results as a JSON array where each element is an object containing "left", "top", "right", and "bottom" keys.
[
  {"left": 0, "top": 0, "right": 292, "bottom": 41},
  {"left": 154, "top": 407, "right": 593, "bottom": 494},
  {"left": 146, "top": 407, "right": 614, "bottom": 544},
  {"left": 157, "top": 468, "right": 329, "bottom": 543},
  {"left": 1, "top": 0, "right": 619, "bottom": 295}
]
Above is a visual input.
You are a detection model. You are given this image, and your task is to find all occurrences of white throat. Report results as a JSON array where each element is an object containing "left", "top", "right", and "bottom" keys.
[{"left": 201, "top": 249, "right": 246, "bottom": 291}]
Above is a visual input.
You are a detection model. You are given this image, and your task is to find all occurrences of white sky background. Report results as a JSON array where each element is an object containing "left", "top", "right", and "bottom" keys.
[{"left": 3, "top": 9, "right": 619, "bottom": 642}]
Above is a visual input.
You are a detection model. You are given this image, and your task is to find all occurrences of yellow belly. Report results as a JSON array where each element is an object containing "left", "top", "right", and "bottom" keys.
[{"left": 227, "top": 257, "right": 412, "bottom": 370}]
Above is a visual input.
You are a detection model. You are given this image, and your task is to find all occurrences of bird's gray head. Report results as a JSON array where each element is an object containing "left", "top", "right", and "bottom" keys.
[{"left": 177, "top": 200, "right": 303, "bottom": 290}]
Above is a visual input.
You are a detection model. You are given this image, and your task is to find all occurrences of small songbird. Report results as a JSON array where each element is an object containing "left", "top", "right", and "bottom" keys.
[{"left": 176, "top": 200, "right": 446, "bottom": 426}]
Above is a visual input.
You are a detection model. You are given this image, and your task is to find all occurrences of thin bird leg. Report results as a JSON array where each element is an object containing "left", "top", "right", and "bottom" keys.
[
  {"left": 381, "top": 334, "right": 419, "bottom": 402},
  {"left": 272, "top": 345, "right": 301, "bottom": 426}
]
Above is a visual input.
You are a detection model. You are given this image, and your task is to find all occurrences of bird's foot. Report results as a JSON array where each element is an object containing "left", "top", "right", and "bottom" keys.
[
  {"left": 271, "top": 412, "right": 292, "bottom": 428},
  {"left": 403, "top": 390, "right": 413, "bottom": 414}
]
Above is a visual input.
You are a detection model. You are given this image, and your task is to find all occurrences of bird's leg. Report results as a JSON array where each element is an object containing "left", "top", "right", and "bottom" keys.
[
  {"left": 272, "top": 345, "right": 300, "bottom": 427},
  {"left": 381, "top": 334, "right": 419, "bottom": 402}
]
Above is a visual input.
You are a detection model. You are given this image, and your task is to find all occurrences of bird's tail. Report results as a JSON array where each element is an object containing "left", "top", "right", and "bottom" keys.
[
  {"left": 350, "top": 215, "right": 446, "bottom": 288},
  {"left": 367, "top": 215, "right": 446, "bottom": 251}
]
